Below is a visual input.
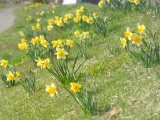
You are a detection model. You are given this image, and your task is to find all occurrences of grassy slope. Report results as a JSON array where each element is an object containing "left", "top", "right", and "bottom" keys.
[{"left": 0, "top": 3, "right": 160, "bottom": 120}]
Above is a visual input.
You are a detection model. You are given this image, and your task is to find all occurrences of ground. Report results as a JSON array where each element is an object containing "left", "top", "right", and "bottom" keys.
[{"left": 0, "top": 2, "right": 160, "bottom": 120}]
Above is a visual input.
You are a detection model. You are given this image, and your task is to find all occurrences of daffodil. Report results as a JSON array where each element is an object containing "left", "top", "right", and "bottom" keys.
[
  {"left": 21, "top": 39, "right": 27, "bottom": 43},
  {"left": 132, "top": 34, "right": 142, "bottom": 45},
  {"left": 124, "top": 27, "right": 133, "bottom": 40},
  {"left": 82, "top": 32, "right": 89, "bottom": 39},
  {"left": 106, "top": 0, "right": 110, "bottom": 3},
  {"left": 48, "top": 19, "right": 54, "bottom": 26},
  {"left": 87, "top": 17, "right": 93, "bottom": 24},
  {"left": 98, "top": 0, "right": 105, "bottom": 8},
  {"left": 35, "top": 58, "right": 50, "bottom": 68},
  {"left": 32, "top": 26, "right": 35, "bottom": 31},
  {"left": 80, "top": 6, "right": 84, "bottom": 13},
  {"left": 46, "top": 83, "right": 57, "bottom": 97},
  {"left": 26, "top": 15, "right": 32, "bottom": 21},
  {"left": 40, "top": 39, "right": 48, "bottom": 48},
  {"left": 120, "top": 38, "right": 127, "bottom": 47},
  {"left": 134, "top": 0, "right": 140, "bottom": 5},
  {"left": 41, "top": 58, "right": 50, "bottom": 68},
  {"left": 7, "top": 71, "right": 15, "bottom": 81},
  {"left": 36, "top": 22, "right": 41, "bottom": 30},
  {"left": 128, "top": 0, "right": 134, "bottom": 3},
  {"left": 31, "top": 37, "right": 39, "bottom": 45},
  {"left": 137, "top": 23, "right": 145, "bottom": 34},
  {"left": 70, "top": 82, "right": 82, "bottom": 93},
  {"left": 18, "top": 42, "right": 28, "bottom": 51},
  {"left": 66, "top": 39, "right": 73, "bottom": 47},
  {"left": 74, "top": 15, "right": 81, "bottom": 23},
  {"left": 15, "top": 71, "right": 21, "bottom": 79},
  {"left": 36, "top": 18, "right": 41, "bottom": 22},
  {"left": 63, "top": 17, "right": 69, "bottom": 23},
  {"left": 93, "top": 12, "right": 99, "bottom": 19},
  {"left": 0, "top": 59, "right": 8, "bottom": 67},
  {"left": 19, "top": 31, "right": 24, "bottom": 37},
  {"left": 82, "top": 15, "right": 88, "bottom": 22},
  {"left": 55, "top": 48, "right": 68, "bottom": 59},
  {"left": 40, "top": 11, "right": 45, "bottom": 16},
  {"left": 51, "top": 40, "right": 62, "bottom": 48},
  {"left": 74, "top": 30, "right": 80, "bottom": 38},
  {"left": 47, "top": 25, "right": 53, "bottom": 31}
]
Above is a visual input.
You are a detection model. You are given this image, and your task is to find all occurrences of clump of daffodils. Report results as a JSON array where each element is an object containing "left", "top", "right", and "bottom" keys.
[
  {"left": 74, "top": 30, "right": 91, "bottom": 45},
  {"left": 0, "top": 59, "right": 21, "bottom": 87},
  {"left": 120, "top": 23, "right": 145, "bottom": 47},
  {"left": 120, "top": 24, "right": 160, "bottom": 68}
]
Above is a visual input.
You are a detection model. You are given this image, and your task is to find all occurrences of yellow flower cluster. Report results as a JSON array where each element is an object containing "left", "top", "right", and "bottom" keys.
[
  {"left": 63, "top": 14, "right": 73, "bottom": 24},
  {"left": 18, "top": 39, "right": 28, "bottom": 51},
  {"left": 128, "top": 0, "right": 140, "bottom": 5},
  {"left": 26, "top": 15, "right": 32, "bottom": 21},
  {"left": 120, "top": 23, "right": 145, "bottom": 47},
  {"left": 0, "top": 59, "right": 21, "bottom": 82},
  {"left": 23, "top": 3, "right": 41, "bottom": 11},
  {"left": 7, "top": 71, "right": 21, "bottom": 81},
  {"left": 53, "top": 16, "right": 64, "bottom": 27},
  {"left": 35, "top": 58, "right": 50, "bottom": 69},
  {"left": 47, "top": 19, "right": 54, "bottom": 31},
  {"left": 46, "top": 82, "right": 82, "bottom": 97},
  {"left": 74, "top": 30, "right": 90, "bottom": 39}
]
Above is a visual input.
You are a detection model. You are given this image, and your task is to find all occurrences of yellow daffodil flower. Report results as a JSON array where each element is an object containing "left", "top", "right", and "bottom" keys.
[
  {"left": 21, "top": 39, "right": 27, "bottom": 43},
  {"left": 0, "top": 59, "right": 8, "bottom": 67},
  {"left": 31, "top": 37, "right": 39, "bottom": 45},
  {"left": 36, "top": 22, "right": 41, "bottom": 30},
  {"left": 82, "top": 32, "right": 89, "bottom": 39},
  {"left": 18, "top": 42, "right": 28, "bottom": 51},
  {"left": 82, "top": 15, "right": 88, "bottom": 22},
  {"left": 66, "top": 39, "right": 73, "bottom": 47},
  {"left": 137, "top": 23, "right": 145, "bottom": 34},
  {"left": 35, "top": 58, "right": 50, "bottom": 69},
  {"left": 7, "top": 71, "right": 15, "bottom": 81},
  {"left": 74, "top": 30, "right": 80, "bottom": 38},
  {"left": 106, "top": 0, "right": 110, "bottom": 3},
  {"left": 70, "top": 82, "right": 82, "bottom": 93},
  {"left": 87, "top": 17, "right": 93, "bottom": 24},
  {"left": 46, "top": 83, "right": 57, "bottom": 97},
  {"left": 15, "top": 71, "right": 21, "bottom": 79},
  {"left": 32, "top": 26, "right": 35, "bottom": 31},
  {"left": 132, "top": 34, "right": 142, "bottom": 44},
  {"left": 93, "top": 12, "right": 99, "bottom": 19},
  {"left": 128, "top": 0, "right": 134, "bottom": 3},
  {"left": 120, "top": 38, "right": 127, "bottom": 47},
  {"left": 51, "top": 40, "right": 62, "bottom": 48},
  {"left": 134, "top": 0, "right": 140, "bottom": 5},
  {"left": 19, "top": 31, "right": 24, "bottom": 37},
  {"left": 98, "top": 0, "right": 105, "bottom": 8},
  {"left": 124, "top": 27, "right": 133, "bottom": 40},
  {"left": 40, "top": 39, "right": 48, "bottom": 48},
  {"left": 55, "top": 48, "right": 68, "bottom": 59}
]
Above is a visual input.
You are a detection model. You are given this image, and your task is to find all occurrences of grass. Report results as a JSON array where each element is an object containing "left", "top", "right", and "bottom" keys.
[{"left": 0, "top": 3, "right": 160, "bottom": 120}]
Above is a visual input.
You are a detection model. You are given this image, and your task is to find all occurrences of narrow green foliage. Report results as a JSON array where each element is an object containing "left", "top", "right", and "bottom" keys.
[{"left": 20, "top": 70, "right": 36, "bottom": 94}]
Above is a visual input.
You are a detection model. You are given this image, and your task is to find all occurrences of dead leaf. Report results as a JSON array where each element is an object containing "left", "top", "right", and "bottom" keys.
[{"left": 108, "top": 106, "right": 122, "bottom": 120}]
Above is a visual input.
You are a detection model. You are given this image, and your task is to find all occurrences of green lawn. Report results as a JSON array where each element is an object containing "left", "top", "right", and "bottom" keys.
[{"left": 0, "top": 3, "right": 160, "bottom": 120}]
